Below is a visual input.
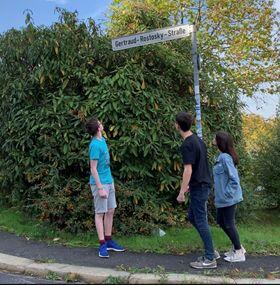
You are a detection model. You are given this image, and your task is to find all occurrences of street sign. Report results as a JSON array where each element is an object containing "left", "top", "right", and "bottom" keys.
[
  {"left": 112, "top": 24, "right": 194, "bottom": 51},
  {"left": 111, "top": 23, "right": 203, "bottom": 139}
]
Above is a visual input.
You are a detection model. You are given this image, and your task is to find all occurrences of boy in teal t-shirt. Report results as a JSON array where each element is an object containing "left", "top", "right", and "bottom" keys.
[
  {"left": 89, "top": 137, "right": 113, "bottom": 185},
  {"left": 85, "top": 117, "right": 125, "bottom": 258}
]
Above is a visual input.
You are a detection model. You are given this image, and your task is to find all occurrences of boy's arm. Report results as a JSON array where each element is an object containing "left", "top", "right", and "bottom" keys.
[{"left": 90, "top": 160, "right": 108, "bottom": 198}]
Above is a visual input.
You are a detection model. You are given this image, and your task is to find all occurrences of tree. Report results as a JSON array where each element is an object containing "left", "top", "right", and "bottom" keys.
[
  {"left": 242, "top": 114, "right": 276, "bottom": 155},
  {"left": 109, "top": 0, "right": 279, "bottom": 97},
  {"left": 253, "top": 106, "right": 280, "bottom": 207}
]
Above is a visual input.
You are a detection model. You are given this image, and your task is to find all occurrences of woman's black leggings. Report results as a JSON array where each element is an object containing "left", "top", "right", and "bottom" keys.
[{"left": 216, "top": 204, "right": 241, "bottom": 250}]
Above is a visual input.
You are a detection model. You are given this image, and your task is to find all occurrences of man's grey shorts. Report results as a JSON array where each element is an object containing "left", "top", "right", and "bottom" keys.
[{"left": 90, "top": 184, "right": 117, "bottom": 214}]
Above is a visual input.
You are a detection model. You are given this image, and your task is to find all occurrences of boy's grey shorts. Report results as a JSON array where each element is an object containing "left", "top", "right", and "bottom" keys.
[{"left": 90, "top": 184, "right": 117, "bottom": 214}]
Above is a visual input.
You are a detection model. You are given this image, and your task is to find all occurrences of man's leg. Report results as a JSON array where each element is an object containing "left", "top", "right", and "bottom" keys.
[
  {"left": 188, "top": 202, "right": 197, "bottom": 229},
  {"left": 190, "top": 188, "right": 215, "bottom": 261}
]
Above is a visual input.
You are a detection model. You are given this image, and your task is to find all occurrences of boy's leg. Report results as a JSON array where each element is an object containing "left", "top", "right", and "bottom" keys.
[
  {"left": 95, "top": 213, "right": 105, "bottom": 241},
  {"left": 91, "top": 185, "right": 108, "bottom": 240},
  {"left": 104, "top": 184, "right": 117, "bottom": 236},
  {"left": 104, "top": 184, "right": 125, "bottom": 252},
  {"left": 104, "top": 208, "right": 115, "bottom": 237},
  {"left": 91, "top": 185, "right": 109, "bottom": 257}
]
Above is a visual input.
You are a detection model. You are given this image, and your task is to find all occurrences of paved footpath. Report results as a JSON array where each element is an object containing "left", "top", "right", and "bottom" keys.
[
  {"left": 0, "top": 231, "right": 279, "bottom": 284},
  {"left": 0, "top": 270, "right": 70, "bottom": 284}
]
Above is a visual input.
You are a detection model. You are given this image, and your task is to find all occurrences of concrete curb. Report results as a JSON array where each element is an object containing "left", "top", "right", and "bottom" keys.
[{"left": 0, "top": 253, "right": 279, "bottom": 284}]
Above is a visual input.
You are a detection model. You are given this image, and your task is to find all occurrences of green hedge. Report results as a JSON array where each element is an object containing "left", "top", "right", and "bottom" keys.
[{"left": 0, "top": 11, "right": 243, "bottom": 234}]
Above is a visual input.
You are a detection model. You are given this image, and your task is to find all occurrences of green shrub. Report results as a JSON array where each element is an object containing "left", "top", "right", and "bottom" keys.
[
  {"left": 252, "top": 107, "right": 280, "bottom": 208},
  {"left": 0, "top": 10, "right": 243, "bottom": 234}
]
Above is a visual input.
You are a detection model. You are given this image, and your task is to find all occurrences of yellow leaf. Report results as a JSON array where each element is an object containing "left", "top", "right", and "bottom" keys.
[
  {"left": 40, "top": 75, "right": 45, "bottom": 85},
  {"left": 174, "top": 162, "right": 179, "bottom": 171},
  {"left": 113, "top": 130, "right": 118, "bottom": 137},
  {"left": 141, "top": 80, "right": 146, "bottom": 89}
]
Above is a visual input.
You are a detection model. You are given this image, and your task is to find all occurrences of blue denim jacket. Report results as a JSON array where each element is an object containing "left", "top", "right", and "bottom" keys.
[{"left": 213, "top": 153, "right": 243, "bottom": 208}]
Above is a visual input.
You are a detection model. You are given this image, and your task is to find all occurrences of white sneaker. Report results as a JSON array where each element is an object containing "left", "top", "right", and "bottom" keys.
[
  {"left": 224, "top": 249, "right": 246, "bottom": 262},
  {"left": 214, "top": 250, "right": 220, "bottom": 260},
  {"left": 224, "top": 245, "right": 246, "bottom": 257}
]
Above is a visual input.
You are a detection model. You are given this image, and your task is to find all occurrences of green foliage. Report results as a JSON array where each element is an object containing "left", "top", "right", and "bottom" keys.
[
  {"left": 252, "top": 107, "right": 280, "bottom": 207},
  {"left": 103, "top": 276, "right": 128, "bottom": 284},
  {"left": 109, "top": 0, "right": 279, "bottom": 97},
  {"left": 0, "top": 10, "right": 243, "bottom": 234},
  {"left": 46, "top": 271, "right": 61, "bottom": 281}
]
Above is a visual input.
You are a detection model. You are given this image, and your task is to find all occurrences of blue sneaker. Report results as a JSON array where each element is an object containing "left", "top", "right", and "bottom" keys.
[
  {"left": 106, "top": 239, "right": 125, "bottom": 252},
  {"left": 99, "top": 243, "right": 109, "bottom": 258}
]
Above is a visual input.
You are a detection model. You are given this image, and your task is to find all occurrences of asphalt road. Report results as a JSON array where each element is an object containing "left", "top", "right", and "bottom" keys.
[{"left": 0, "top": 231, "right": 279, "bottom": 276}]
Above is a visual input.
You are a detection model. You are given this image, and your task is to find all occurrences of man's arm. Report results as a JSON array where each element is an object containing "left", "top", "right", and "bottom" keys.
[
  {"left": 90, "top": 160, "right": 108, "bottom": 198},
  {"left": 177, "top": 164, "right": 192, "bottom": 203}
]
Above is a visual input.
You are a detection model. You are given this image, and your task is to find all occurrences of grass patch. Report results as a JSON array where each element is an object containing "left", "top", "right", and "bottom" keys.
[
  {"left": 0, "top": 206, "right": 279, "bottom": 255},
  {"left": 103, "top": 276, "right": 128, "bottom": 284},
  {"left": 203, "top": 268, "right": 280, "bottom": 279},
  {"left": 45, "top": 271, "right": 61, "bottom": 281}
]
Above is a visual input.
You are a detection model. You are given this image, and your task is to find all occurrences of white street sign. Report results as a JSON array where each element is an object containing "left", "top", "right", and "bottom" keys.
[{"left": 112, "top": 24, "right": 194, "bottom": 51}]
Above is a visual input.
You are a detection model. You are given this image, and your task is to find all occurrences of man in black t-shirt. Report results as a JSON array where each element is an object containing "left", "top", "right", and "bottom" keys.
[{"left": 175, "top": 111, "right": 218, "bottom": 269}]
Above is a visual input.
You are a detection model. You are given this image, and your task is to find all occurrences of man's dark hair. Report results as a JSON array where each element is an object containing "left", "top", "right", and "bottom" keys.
[
  {"left": 85, "top": 117, "right": 99, "bottom": 136},
  {"left": 175, "top": 112, "right": 194, "bottom": 132}
]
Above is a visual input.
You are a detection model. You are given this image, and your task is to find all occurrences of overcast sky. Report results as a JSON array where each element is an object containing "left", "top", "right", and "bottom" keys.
[{"left": 1, "top": 0, "right": 279, "bottom": 118}]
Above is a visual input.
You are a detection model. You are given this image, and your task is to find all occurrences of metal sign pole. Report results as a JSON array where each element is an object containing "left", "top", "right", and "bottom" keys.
[{"left": 191, "top": 25, "right": 202, "bottom": 139}]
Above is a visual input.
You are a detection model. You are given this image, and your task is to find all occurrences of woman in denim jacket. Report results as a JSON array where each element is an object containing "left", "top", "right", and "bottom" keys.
[{"left": 213, "top": 131, "right": 246, "bottom": 262}]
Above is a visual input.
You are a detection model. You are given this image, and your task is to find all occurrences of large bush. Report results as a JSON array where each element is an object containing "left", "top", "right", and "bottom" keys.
[
  {"left": 0, "top": 10, "right": 243, "bottom": 234},
  {"left": 252, "top": 107, "right": 280, "bottom": 208}
]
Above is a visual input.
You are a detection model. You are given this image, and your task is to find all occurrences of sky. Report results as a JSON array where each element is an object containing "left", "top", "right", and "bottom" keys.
[{"left": 1, "top": 0, "right": 279, "bottom": 119}]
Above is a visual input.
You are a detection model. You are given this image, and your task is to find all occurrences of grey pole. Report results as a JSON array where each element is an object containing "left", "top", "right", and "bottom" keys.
[{"left": 191, "top": 25, "right": 203, "bottom": 139}]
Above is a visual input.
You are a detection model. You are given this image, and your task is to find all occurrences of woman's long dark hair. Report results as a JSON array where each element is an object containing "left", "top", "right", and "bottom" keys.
[{"left": 215, "top": 131, "right": 239, "bottom": 166}]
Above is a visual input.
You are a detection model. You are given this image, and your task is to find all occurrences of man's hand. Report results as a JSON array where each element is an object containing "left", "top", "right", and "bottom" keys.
[
  {"left": 177, "top": 192, "right": 185, "bottom": 203},
  {"left": 176, "top": 187, "right": 189, "bottom": 204},
  {"left": 181, "top": 186, "right": 189, "bottom": 194},
  {"left": 98, "top": 189, "right": 108, "bottom": 199}
]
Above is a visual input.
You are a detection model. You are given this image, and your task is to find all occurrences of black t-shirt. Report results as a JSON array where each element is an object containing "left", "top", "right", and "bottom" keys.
[{"left": 180, "top": 134, "right": 212, "bottom": 188}]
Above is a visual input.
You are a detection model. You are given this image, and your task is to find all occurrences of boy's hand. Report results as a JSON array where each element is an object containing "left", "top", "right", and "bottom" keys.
[{"left": 98, "top": 189, "right": 108, "bottom": 199}]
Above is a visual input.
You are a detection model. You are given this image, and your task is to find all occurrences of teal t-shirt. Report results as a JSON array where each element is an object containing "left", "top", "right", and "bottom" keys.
[{"left": 89, "top": 137, "right": 113, "bottom": 185}]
